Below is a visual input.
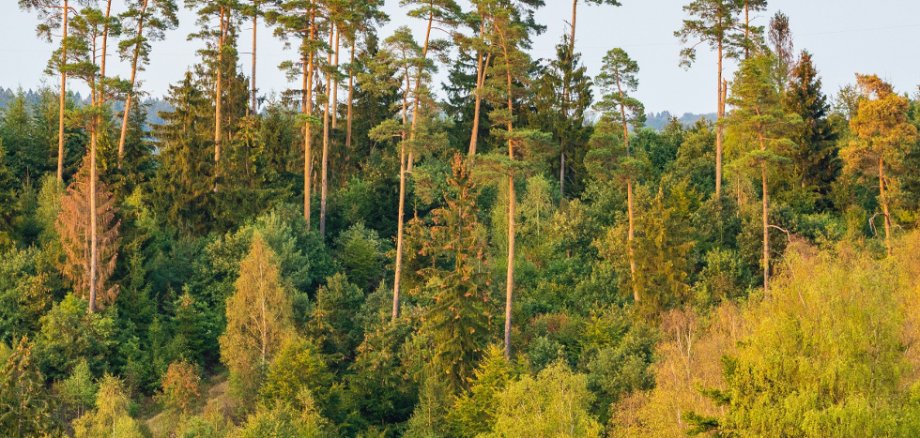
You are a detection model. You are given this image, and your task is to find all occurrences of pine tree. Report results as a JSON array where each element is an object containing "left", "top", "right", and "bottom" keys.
[
  {"left": 594, "top": 47, "right": 644, "bottom": 302},
  {"left": 842, "top": 75, "right": 918, "bottom": 256},
  {"left": 117, "top": 0, "right": 179, "bottom": 167},
  {"left": 726, "top": 54, "right": 799, "bottom": 292},
  {"left": 675, "top": 0, "right": 746, "bottom": 197},
  {"left": 0, "top": 338, "right": 55, "bottom": 437}
]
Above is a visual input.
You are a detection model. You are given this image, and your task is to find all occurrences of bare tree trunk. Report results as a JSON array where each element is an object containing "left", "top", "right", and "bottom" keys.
[
  {"left": 467, "top": 49, "right": 490, "bottom": 157},
  {"left": 497, "top": 30, "right": 516, "bottom": 359},
  {"left": 251, "top": 6, "right": 258, "bottom": 114},
  {"left": 345, "top": 39, "right": 355, "bottom": 152},
  {"left": 760, "top": 135, "right": 769, "bottom": 293},
  {"left": 558, "top": 0, "right": 578, "bottom": 196},
  {"left": 880, "top": 157, "right": 892, "bottom": 256},
  {"left": 214, "top": 7, "right": 226, "bottom": 164},
  {"left": 392, "top": 63, "right": 412, "bottom": 320},
  {"left": 744, "top": 0, "right": 750, "bottom": 59},
  {"left": 118, "top": 0, "right": 149, "bottom": 168},
  {"left": 100, "top": 0, "right": 112, "bottom": 101},
  {"left": 617, "top": 77, "right": 639, "bottom": 303},
  {"left": 57, "top": 0, "right": 69, "bottom": 182},
  {"left": 320, "top": 25, "right": 333, "bottom": 237},
  {"left": 304, "top": 10, "right": 316, "bottom": 226},
  {"left": 331, "top": 27, "right": 340, "bottom": 130},
  {"left": 715, "top": 41, "right": 724, "bottom": 197}
]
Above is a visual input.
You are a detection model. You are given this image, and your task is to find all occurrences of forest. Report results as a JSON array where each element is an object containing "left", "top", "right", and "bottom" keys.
[{"left": 2, "top": 0, "right": 920, "bottom": 436}]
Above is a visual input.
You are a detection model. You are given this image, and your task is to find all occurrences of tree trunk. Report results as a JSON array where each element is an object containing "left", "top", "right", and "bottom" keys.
[
  {"left": 251, "top": 8, "right": 258, "bottom": 115},
  {"left": 214, "top": 6, "right": 226, "bottom": 164},
  {"left": 617, "top": 77, "right": 639, "bottom": 303},
  {"left": 118, "top": 0, "right": 149, "bottom": 168},
  {"left": 497, "top": 31, "right": 516, "bottom": 359},
  {"left": 880, "top": 157, "right": 892, "bottom": 256},
  {"left": 331, "top": 27, "right": 340, "bottom": 130},
  {"left": 715, "top": 40, "right": 724, "bottom": 197},
  {"left": 100, "top": 0, "right": 112, "bottom": 102},
  {"left": 467, "top": 48, "right": 490, "bottom": 157},
  {"left": 319, "top": 25, "right": 333, "bottom": 237},
  {"left": 744, "top": 0, "right": 750, "bottom": 59},
  {"left": 345, "top": 39, "right": 355, "bottom": 152},
  {"left": 392, "top": 62, "right": 412, "bottom": 320},
  {"left": 57, "top": 0, "right": 69, "bottom": 182},
  {"left": 303, "top": 10, "right": 316, "bottom": 226},
  {"left": 557, "top": 0, "right": 578, "bottom": 196},
  {"left": 760, "top": 135, "right": 770, "bottom": 293}
]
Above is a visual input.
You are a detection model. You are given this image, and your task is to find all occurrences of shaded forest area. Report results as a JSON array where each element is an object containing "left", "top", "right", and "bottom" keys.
[{"left": 3, "top": 0, "right": 920, "bottom": 436}]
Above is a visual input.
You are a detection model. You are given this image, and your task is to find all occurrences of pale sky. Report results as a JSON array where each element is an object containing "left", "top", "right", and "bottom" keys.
[{"left": 2, "top": 0, "right": 919, "bottom": 114}]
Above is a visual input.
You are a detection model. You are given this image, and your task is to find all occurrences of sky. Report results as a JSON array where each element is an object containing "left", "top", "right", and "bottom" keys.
[{"left": 1, "top": 0, "right": 919, "bottom": 115}]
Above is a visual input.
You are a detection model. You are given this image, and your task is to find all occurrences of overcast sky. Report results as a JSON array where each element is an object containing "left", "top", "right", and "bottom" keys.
[{"left": 2, "top": 0, "right": 919, "bottom": 114}]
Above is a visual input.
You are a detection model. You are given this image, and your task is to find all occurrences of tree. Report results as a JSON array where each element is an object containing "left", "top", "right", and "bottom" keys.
[
  {"left": 842, "top": 74, "right": 918, "bottom": 256},
  {"left": 187, "top": 0, "right": 239, "bottom": 166},
  {"left": 266, "top": 0, "right": 320, "bottom": 225},
  {"left": 738, "top": 0, "right": 767, "bottom": 58},
  {"left": 56, "top": 157, "right": 120, "bottom": 312},
  {"left": 156, "top": 359, "right": 200, "bottom": 416},
  {"left": 234, "top": 393, "right": 328, "bottom": 438},
  {"left": 0, "top": 338, "right": 55, "bottom": 437},
  {"left": 479, "top": 0, "right": 545, "bottom": 359},
  {"left": 418, "top": 154, "right": 492, "bottom": 391},
  {"left": 725, "top": 54, "right": 799, "bottom": 291},
  {"left": 72, "top": 374, "right": 144, "bottom": 438},
  {"left": 768, "top": 11, "right": 793, "bottom": 85},
  {"left": 309, "top": 273, "right": 364, "bottom": 367},
  {"left": 675, "top": 0, "right": 745, "bottom": 197},
  {"left": 783, "top": 51, "right": 838, "bottom": 211},
  {"left": 219, "top": 233, "right": 295, "bottom": 403},
  {"left": 117, "top": 0, "right": 180, "bottom": 167},
  {"left": 18, "top": 0, "right": 86, "bottom": 182},
  {"left": 446, "top": 345, "right": 518, "bottom": 437},
  {"left": 557, "top": 0, "right": 618, "bottom": 195},
  {"left": 485, "top": 362, "right": 602, "bottom": 437},
  {"left": 594, "top": 47, "right": 644, "bottom": 302}
]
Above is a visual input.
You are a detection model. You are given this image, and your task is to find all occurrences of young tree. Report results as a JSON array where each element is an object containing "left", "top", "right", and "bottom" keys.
[
  {"left": 726, "top": 54, "right": 799, "bottom": 292},
  {"left": 675, "top": 0, "right": 745, "bottom": 197},
  {"left": 219, "top": 233, "right": 295, "bottom": 402},
  {"left": 738, "top": 0, "right": 767, "bottom": 58},
  {"left": 0, "top": 338, "right": 55, "bottom": 437},
  {"left": 72, "top": 375, "right": 144, "bottom": 438},
  {"left": 843, "top": 75, "right": 918, "bottom": 256},
  {"left": 768, "top": 11, "right": 793, "bottom": 85},
  {"left": 117, "top": 0, "right": 180, "bottom": 167},
  {"left": 419, "top": 154, "right": 492, "bottom": 391},
  {"left": 56, "top": 157, "right": 120, "bottom": 312},
  {"left": 594, "top": 47, "right": 644, "bottom": 302},
  {"left": 783, "top": 51, "right": 838, "bottom": 210}
]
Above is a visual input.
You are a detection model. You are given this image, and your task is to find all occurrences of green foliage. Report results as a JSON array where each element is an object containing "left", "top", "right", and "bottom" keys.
[
  {"left": 446, "top": 345, "right": 518, "bottom": 437},
  {"left": 260, "top": 336, "right": 332, "bottom": 414},
  {"left": 72, "top": 374, "right": 144, "bottom": 438},
  {"left": 309, "top": 273, "right": 364, "bottom": 367},
  {"left": 34, "top": 294, "right": 116, "bottom": 380},
  {"left": 485, "top": 362, "right": 602, "bottom": 438},
  {"left": 0, "top": 338, "right": 55, "bottom": 437},
  {"left": 334, "top": 223, "right": 388, "bottom": 291}
]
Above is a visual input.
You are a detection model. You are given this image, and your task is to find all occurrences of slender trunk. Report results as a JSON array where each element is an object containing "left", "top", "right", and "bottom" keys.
[
  {"left": 331, "top": 27, "right": 340, "bottom": 129},
  {"left": 744, "top": 1, "right": 750, "bottom": 59},
  {"left": 304, "top": 10, "right": 316, "bottom": 226},
  {"left": 392, "top": 63, "right": 412, "bottom": 320},
  {"left": 558, "top": 0, "right": 578, "bottom": 195},
  {"left": 468, "top": 50, "right": 490, "bottom": 157},
  {"left": 118, "top": 0, "right": 149, "bottom": 168},
  {"left": 320, "top": 25, "right": 333, "bottom": 236},
  {"left": 100, "top": 0, "right": 112, "bottom": 102},
  {"left": 345, "top": 39, "right": 355, "bottom": 152},
  {"left": 497, "top": 29, "right": 516, "bottom": 359},
  {"left": 880, "top": 157, "right": 892, "bottom": 256},
  {"left": 88, "top": 69, "right": 98, "bottom": 314},
  {"left": 58, "top": 0, "right": 69, "bottom": 182},
  {"left": 617, "top": 77, "right": 638, "bottom": 303},
  {"left": 259, "top": 262, "right": 267, "bottom": 366},
  {"left": 715, "top": 40, "right": 723, "bottom": 197},
  {"left": 251, "top": 8, "right": 258, "bottom": 114},
  {"left": 406, "top": 12, "right": 434, "bottom": 174},
  {"left": 215, "top": 7, "right": 226, "bottom": 164},
  {"left": 760, "top": 134, "right": 769, "bottom": 293}
]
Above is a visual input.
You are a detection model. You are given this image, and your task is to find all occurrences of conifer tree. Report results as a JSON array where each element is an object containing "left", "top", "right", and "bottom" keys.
[
  {"left": 0, "top": 338, "right": 54, "bottom": 437},
  {"left": 18, "top": 0, "right": 88, "bottom": 182},
  {"left": 783, "top": 51, "right": 838, "bottom": 210},
  {"left": 419, "top": 154, "right": 492, "bottom": 391},
  {"left": 117, "top": 0, "right": 179, "bottom": 167},
  {"left": 843, "top": 75, "right": 918, "bottom": 256},
  {"left": 595, "top": 48, "right": 644, "bottom": 302},
  {"left": 675, "top": 0, "right": 745, "bottom": 197},
  {"left": 56, "top": 157, "right": 120, "bottom": 312},
  {"left": 726, "top": 54, "right": 799, "bottom": 292}
]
